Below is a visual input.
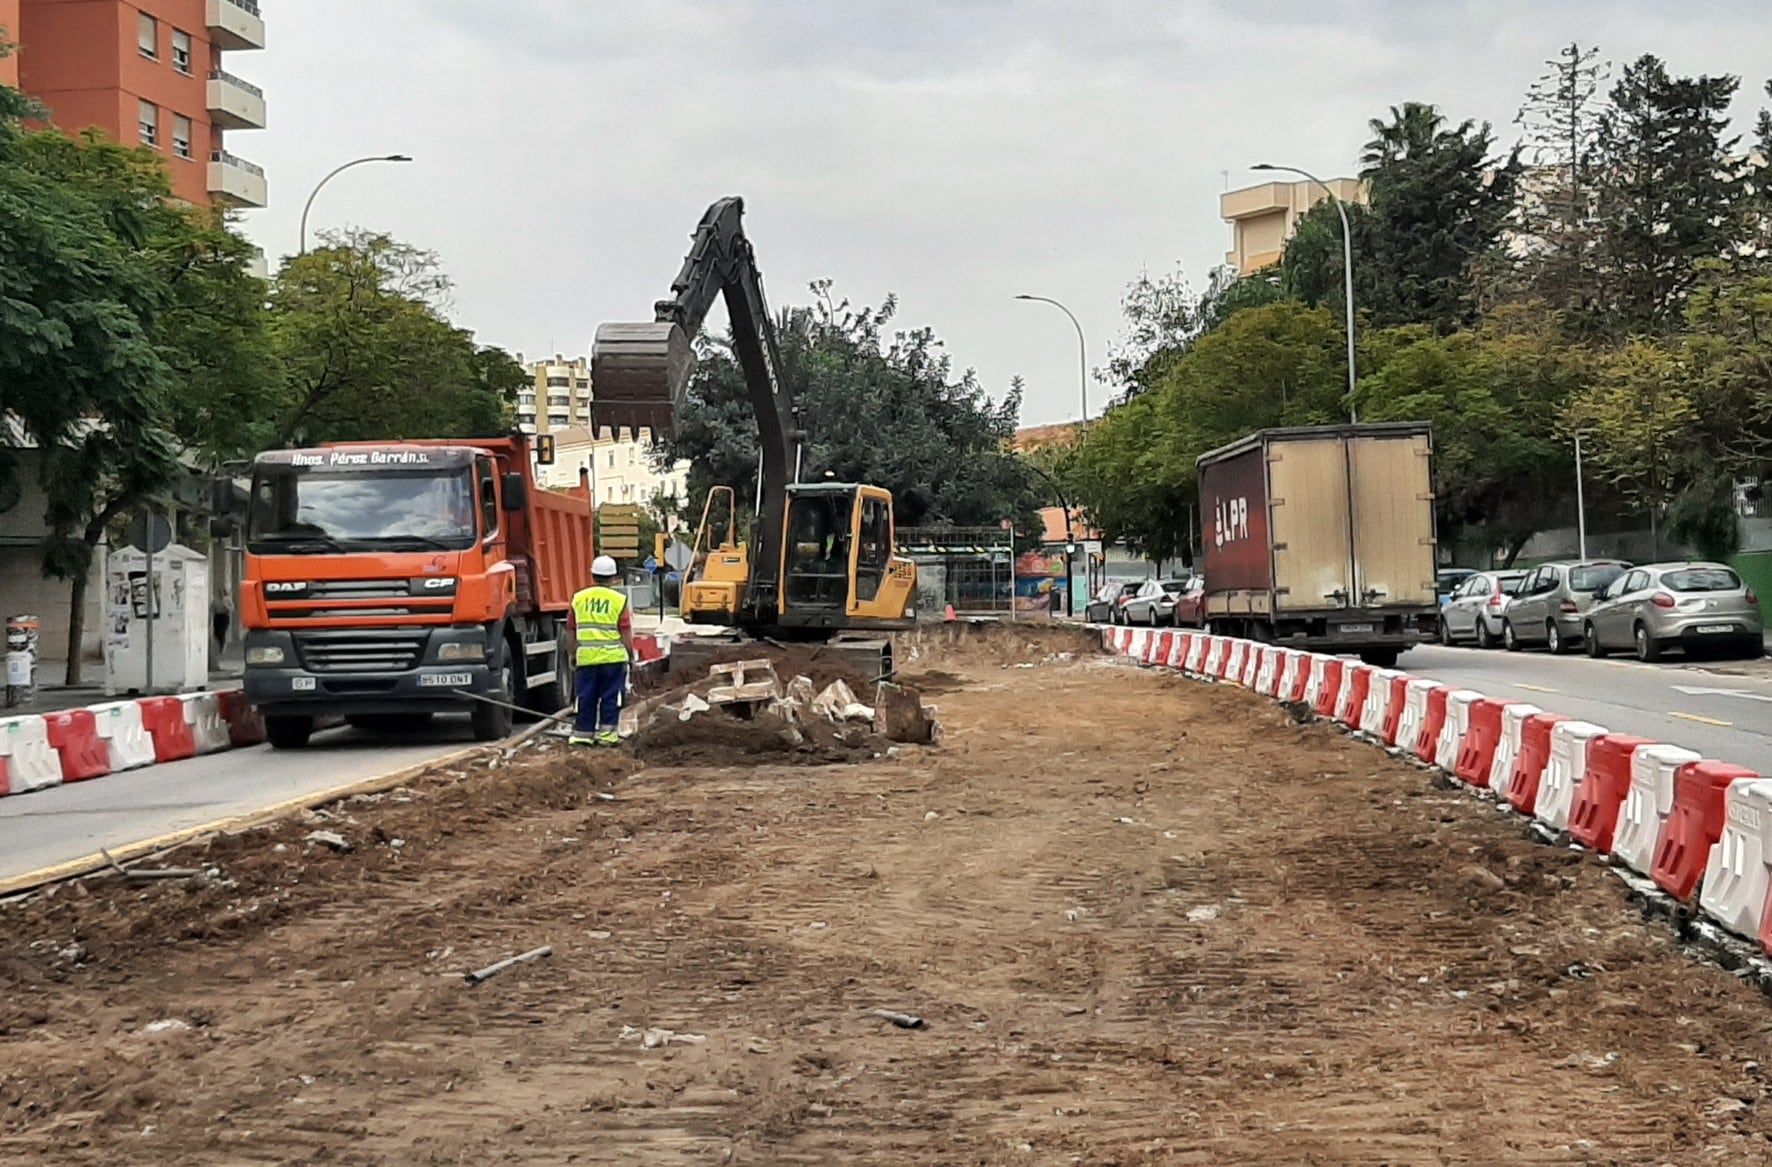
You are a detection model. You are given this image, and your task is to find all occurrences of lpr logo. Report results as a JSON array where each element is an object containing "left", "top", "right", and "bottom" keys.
[{"left": 1214, "top": 497, "right": 1250, "bottom": 548}]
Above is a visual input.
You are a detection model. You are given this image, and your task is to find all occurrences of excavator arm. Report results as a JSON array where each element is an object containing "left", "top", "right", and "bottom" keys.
[{"left": 590, "top": 197, "right": 800, "bottom": 620}]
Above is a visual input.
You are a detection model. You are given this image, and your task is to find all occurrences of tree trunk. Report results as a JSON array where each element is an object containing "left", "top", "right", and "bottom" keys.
[{"left": 64, "top": 568, "right": 89, "bottom": 687}]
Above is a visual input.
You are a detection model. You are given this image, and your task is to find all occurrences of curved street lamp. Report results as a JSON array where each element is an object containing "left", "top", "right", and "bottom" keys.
[
  {"left": 1252, "top": 162, "right": 1358, "bottom": 421},
  {"left": 1014, "top": 294, "right": 1089, "bottom": 424},
  {"left": 299, "top": 154, "right": 413, "bottom": 254}
]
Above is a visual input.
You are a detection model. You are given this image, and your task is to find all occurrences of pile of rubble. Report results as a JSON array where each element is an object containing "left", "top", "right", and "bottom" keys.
[{"left": 651, "top": 658, "right": 941, "bottom": 748}]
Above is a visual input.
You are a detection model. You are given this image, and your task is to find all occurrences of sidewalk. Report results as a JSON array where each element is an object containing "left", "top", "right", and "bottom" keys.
[{"left": 5, "top": 659, "right": 244, "bottom": 718}]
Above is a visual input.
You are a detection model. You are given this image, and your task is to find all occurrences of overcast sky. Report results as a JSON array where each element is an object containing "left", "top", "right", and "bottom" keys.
[{"left": 239, "top": 1, "right": 1772, "bottom": 427}]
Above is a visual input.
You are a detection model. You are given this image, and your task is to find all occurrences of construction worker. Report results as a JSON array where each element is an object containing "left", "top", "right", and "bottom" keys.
[{"left": 568, "top": 555, "right": 635, "bottom": 746}]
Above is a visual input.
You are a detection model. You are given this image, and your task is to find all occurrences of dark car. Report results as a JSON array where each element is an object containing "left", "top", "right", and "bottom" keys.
[{"left": 1086, "top": 581, "right": 1141, "bottom": 624}]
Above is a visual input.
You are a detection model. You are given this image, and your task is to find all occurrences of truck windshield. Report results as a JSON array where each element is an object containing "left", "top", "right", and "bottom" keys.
[{"left": 248, "top": 465, "right": 478, "bottom": 554}]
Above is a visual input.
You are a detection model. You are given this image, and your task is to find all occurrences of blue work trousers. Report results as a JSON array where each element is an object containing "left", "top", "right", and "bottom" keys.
[{"left": 575, "top": 662, "right": 628, "bottom": 736}]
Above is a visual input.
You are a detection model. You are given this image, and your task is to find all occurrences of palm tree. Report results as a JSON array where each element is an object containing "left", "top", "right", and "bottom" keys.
[{"left": 1361, "top": 102, "right": 1453, "bottom": 174}]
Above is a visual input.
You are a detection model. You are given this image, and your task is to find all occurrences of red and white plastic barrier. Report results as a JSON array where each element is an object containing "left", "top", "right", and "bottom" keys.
[
  {"left": 1184, "top": 634, "right": 1210, "bottom": 675},
  {"left": 1489, "top": 703, "right": 1543, "bottom": 802},
  {"left": 91, "top": 700, "right": 156, "bottom": 771},
  {"left": 1699, "top": 777, "right": 1772, "bottom": 940},
  {"left": 1536, "top": 720, "right": 1610, "bottom": 832},
  {"left": 1654, "top": 762, "right": 1759, "bottom": 901},
  {"left": 44, "top": 710, "right": 111, "bottom": 783},
  {"left": 1394, "top": 679, "right": 1437, "bottom": 756},
  {"left": 1433, "top": 689, "right": 1483, "bottom": 773},
  {"left": 0, "top": 716, "right": 62, "bottom": 794},
  {"left": 1614, "top": 745, "right": 1701, "bottom": 876},
  {"left": 1568, "top": 735, "right": 1656, "bottom": 852}
]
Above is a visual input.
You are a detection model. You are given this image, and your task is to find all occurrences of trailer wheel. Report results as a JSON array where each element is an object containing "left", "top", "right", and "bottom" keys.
[{"left": 1359, "top": 648, "right": 1400, "bottom": 669}]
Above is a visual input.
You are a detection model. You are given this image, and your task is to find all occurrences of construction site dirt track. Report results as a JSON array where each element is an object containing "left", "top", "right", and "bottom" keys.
[{"left": 4, "top": 624, "right": 1772, "bottom": 1165}]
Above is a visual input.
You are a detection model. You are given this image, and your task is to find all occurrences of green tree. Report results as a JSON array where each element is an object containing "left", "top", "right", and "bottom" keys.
[
  {"left": 1588, "top": 55, "right": 1748, "bottom": 336},
  {"left": 268, "top": 231, "right": 519, "bottom": 444},
  {"left": 1359, "top": 102, "right": 1522, "bottom": 330},
  {"left": 653, "top": 285, "right": 1037, "bottom": 537}
]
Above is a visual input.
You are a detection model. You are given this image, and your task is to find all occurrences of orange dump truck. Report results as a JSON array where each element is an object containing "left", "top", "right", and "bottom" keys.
[{"left": 232, "top": 435, "right": 593, "bottom": 748}]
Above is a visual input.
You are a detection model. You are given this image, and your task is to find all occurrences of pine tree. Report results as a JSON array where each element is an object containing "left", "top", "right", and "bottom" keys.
[{"left": 1507, "top": 42, "right": 1609, "bottom": 315}]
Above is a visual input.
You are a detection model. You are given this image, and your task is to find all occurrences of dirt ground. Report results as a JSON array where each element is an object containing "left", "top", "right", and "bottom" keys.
[{"left": 5, "top": 626, "right": 1772, "bottom": 1165}]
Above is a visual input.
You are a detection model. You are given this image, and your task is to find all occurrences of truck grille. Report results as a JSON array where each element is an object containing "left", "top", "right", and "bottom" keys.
[
  {"left": 294, "top": 631, "right": 425, "bottom": 673},
  {"left": 285, "top": 579, "right": 411, "bottom": 600}
]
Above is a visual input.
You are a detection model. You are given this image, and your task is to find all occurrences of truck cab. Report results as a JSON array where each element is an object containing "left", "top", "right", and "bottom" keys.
[{"left": 238, "top": 438, "right": 592, "bottom": 748}]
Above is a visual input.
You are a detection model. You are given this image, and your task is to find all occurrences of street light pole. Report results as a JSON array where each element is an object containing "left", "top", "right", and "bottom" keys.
[
  {"left": 1574, "top": 431, "right": 1588, "bottom": 559},
  {"left": 1252, "top": 163, "right": 1358, "bottom": 421},
  {"left": 299, "top": 154, "right": 413, "bottom": 255},
  {"left": 1014, "top": 294, "right": 1089, "bottom": 424}
]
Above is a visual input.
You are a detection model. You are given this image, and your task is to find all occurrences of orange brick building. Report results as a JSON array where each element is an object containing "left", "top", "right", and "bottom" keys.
[
  {"left": 1, "top": 1, "right": 20, "bottom": 87},
  {"left": 9, "top": 0, "right": 264, "bottom": 206}
]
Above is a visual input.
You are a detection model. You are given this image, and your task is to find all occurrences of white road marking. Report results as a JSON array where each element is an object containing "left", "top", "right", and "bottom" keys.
[{"left": 1670, "top": 685, "right": 1772, "bottom": 704}]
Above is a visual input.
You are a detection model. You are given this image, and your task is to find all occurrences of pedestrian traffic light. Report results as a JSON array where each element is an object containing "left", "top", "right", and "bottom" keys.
[{"left": 654, "top": 532, "right": 668, "bottom": 568}]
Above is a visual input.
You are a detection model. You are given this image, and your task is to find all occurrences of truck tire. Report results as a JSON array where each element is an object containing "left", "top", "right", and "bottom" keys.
[
  {"left": 1359, "top": 648, "right": 1400, "bottom": 669},
  {"left": 265, "top": 714, "right": 313, "bottom": 750},
  {"left": 472, "top": 659, "right": 516, "bottom": 741}
]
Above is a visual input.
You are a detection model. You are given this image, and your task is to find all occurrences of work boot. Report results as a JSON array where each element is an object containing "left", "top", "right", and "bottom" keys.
[
  {"left": 596, "top": 730, "right": 621, "bottom": 747},
  {"left": 569, "top": 734, "right": 597, "bottom": 746}
]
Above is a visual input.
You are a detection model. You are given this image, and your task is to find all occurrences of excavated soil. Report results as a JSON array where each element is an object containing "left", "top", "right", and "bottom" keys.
[
  {"left": 4, "top": 641, "right": 1772, "bottom": 1164},
  {"left": 633, "top": 643, "right": 873, "bottom": 699},
  {"left": 630, "top": 709, "right": 891, "bottom": 767}
]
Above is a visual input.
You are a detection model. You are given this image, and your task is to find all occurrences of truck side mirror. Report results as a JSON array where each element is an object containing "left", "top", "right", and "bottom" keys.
[
  {"left": 501, "top": 472, "right": 529, "bottom": 513},
  {"left": 211, "top": 477, "right": 237, "bottom": 516}
]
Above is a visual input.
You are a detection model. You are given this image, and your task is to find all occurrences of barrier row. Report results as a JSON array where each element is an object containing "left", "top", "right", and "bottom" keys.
[
  {"left": 1106, "top": 625, "right": 1772, "bottom": 957},
  {"left": 0, "top": 690, "right": 266, "bottom": 798}
]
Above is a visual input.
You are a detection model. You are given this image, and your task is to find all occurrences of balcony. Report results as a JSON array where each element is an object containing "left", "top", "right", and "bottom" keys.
[
  {"left": 208, "top": 69, "right": 265, "bottom": 130},
  {"left": 207, "top": 0, "right": 265, "bottom": 51},
  {"left": 208, "top": 150, "right": 266, "bottom": 208}
]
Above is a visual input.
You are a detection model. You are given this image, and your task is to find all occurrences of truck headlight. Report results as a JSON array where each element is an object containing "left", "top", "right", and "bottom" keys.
[
  {"left": 438, "top": 642, "right": 487, "bottom": 662},
  {"left": 246, "top": 646, "right": 286, "bottom": 666}
]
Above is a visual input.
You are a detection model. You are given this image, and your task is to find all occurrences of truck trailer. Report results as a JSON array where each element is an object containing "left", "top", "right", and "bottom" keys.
[
  {"left": 1195, "top": 422, "right": 1439, "bottom": 668},
  {"left": 234, "top": 434, "right": 594, "bottom": 748}
]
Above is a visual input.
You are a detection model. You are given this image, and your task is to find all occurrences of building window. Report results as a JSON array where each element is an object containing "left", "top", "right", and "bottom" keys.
[
  {"left": 607, "top": 451, "right": 616, "bottom": 468},
  {"left": 138, "top": 100, "right": 159, "bottom": 147},
  {"left": 171, "top": 115, "right": 192, "bottom": 160},
  {"left": 172, "top": 29, "right": 192, "bottom": 74},
  {"left": 546, "top": 376, "right": 570, "bottom": 387},
  {"left": 138, "top": 12, "right": 158, "bottom": 58}
]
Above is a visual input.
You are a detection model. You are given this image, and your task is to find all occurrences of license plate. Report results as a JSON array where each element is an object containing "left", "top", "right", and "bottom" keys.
[
  {"left": 420, "top": 672, "right": 473, "bottom": 688},
  {"left": 291, "top": 676, "right": 316, "bottom": 692},
  {"left": 1339, "top": 624, "right": 1375, "bottom": 635},
  {"left": 1696, "top": 624, "right": 1735, "bottom": 635}
]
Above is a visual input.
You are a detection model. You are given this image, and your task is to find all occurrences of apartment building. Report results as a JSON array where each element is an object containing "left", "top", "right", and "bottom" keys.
[
  {"left": 538, "top": 425, "right": 691, "bottom": 513},
  {"left": 515, "top": 354, "right": 595, "bottom": 436},
  {"left": 11, "top": 0, "right": 266, "bottom": 207},
  {"left": 1220, "top": 176, "right": 1365, "bottom": 275}
]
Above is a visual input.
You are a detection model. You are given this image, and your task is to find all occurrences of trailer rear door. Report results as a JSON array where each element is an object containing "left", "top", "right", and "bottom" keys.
[
  {"left": 1269, "top": 435, "right": 1352, "bottom": 613},
  {"left": 1348, "top": 431, "right": 1436, "bottom": 609}
]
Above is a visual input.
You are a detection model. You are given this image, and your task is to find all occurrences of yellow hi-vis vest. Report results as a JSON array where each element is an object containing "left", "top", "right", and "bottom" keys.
[{"left": 572, "top": 586, "right": 628, "bottom": 666}]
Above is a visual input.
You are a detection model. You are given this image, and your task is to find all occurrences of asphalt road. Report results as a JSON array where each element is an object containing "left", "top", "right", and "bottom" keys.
[
  {"left": 0, "top": 719, "right": 478, "bottom": 885},
  {"left": 1398, "top": 643, "right": 1772, "bottom": 775}
]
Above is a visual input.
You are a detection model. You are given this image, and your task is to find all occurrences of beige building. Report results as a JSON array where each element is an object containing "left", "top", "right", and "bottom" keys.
[
  {"left": 1220, "top": 177, "right": 1366, "bottom": 275},
  {"left": 514, "top": 354, "right": 594, "bottom": 435},
  {"left": 539, "top": 425, "right": 692, "bottom": 513}
]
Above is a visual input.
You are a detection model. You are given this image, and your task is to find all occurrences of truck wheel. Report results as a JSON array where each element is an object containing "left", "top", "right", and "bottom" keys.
[
  {"left": 472, "top": 661, "right": 516, "bottom": 741},
  {"left": 265, "top": 715, "right": 313, "bottom": 750},
  {"left": 1359, "top": 648, "right": 1400, "bottom": 669}
]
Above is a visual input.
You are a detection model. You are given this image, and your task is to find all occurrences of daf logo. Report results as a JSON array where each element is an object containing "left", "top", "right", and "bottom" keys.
[{"left": 265, "top": 582, "right": 306, "bottom": 594}]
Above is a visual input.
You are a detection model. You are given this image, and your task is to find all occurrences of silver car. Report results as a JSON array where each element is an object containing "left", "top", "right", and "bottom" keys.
[
  {"left": 1583, "top": 563, "right": 1765, "bottom": 661},
  {"left": 1439, "top": 570, "right": 1528, "bottom": 648},
  {"left": 1503, "top": 559, "right": 1631, "bottom": 654}
]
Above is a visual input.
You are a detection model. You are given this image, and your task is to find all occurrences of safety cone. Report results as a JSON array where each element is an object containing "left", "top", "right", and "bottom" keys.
[{"left": 944, "top": 604, "right": 957, "bottom": 622}]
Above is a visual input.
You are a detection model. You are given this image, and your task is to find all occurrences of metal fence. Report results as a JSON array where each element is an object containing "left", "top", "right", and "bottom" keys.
[{"left": 899, "top": 526, "right": 1016, "bottom": 619}]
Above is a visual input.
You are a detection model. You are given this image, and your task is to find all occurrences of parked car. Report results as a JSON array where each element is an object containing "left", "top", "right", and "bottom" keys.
[
  {"left": 1502, "top": 559, "right": 1631, "bottom": 654},
  {"left": 1437, "top": 568, "right": 1479, "bottom": 607},
  {"left": 1439, "top": 569, "right": 1528, "bottom": 648},
  {"left": 1123, "top": 577, "right": 1204, "bottom": 627},
  {"left": 1583, "top": 562, "right": 1764, "bottom": 661},
  {"left": 1086, "top": 581, "right": 1142, "bottom": 624},
  {"left": 1170, "top": 574, "right": 1208, "bottom": 628}
]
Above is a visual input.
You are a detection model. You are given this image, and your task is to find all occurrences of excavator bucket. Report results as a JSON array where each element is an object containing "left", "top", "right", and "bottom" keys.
[{"left": 589, "top": 321, "right": 696, "bottom": 438}]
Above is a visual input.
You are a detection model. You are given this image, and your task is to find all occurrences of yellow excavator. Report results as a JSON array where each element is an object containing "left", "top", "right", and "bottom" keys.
[{"left": 590, "top": 197, "right": 917, "bottom": 675}]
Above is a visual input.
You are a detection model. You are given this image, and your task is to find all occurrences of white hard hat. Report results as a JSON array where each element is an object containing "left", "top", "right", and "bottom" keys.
[{"left": 592, "top": 555, "right": 618, "bottom": 577}]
